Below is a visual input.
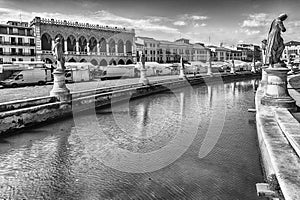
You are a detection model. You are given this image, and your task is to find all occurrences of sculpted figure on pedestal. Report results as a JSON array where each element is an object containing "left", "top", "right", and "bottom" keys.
[
  {"left": 52, "top": 37, "right": 66, "bottom": 71},
  {"left": 266, "top": 13, "right": 288, "bottom": 66}
]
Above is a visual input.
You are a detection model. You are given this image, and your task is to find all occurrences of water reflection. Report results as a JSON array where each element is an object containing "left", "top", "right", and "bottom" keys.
[{"left": 0, "top": 78, "right": 263, "bottom": 200}]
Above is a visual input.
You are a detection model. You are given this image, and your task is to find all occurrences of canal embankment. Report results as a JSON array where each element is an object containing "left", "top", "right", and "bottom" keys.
[
  {"left": 0, "top": 72, "right": 260, "bottom": 136},
  {"left": 255, "top": 73, "right": 300, "bottom": 200}
]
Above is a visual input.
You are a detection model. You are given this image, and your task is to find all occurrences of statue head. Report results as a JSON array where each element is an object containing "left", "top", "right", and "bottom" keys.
[
  {"left": 55, "top": 37, "right": 61, "bottom": 43},
  {"left": 278, "top": 13, "right": 288, "bottom": 21}
]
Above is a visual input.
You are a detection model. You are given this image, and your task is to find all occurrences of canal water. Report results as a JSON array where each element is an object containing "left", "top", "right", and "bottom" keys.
[{"left": 0, "top": 78, "right": 263, "bottom": 200}]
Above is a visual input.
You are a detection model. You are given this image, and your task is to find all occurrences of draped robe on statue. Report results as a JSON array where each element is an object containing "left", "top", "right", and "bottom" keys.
[{"left": 266, "top": 18, "right": 286, "bottom": 65}]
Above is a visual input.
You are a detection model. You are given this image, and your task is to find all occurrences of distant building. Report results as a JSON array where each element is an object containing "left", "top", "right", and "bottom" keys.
[
  {"left": 282, "top": 40, "right": 300, "bottom": 63},
  {"left": 135, "top": 37, "right": 210, "bottom": 63},
  {"left": 30, "top": 17, "right": 136, "bottom": 66},
  {"left": 0, "top": 21, "right": 36, "bottom": 64},
  {"left": 207, "top": 45, "right": 242, "bottom": 61},
  {"left": 236, "top": 43, "right": 262, "bottom": 62}
]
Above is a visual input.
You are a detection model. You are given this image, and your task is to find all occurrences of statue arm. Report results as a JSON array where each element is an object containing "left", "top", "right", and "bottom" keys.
[{"left": 279, "top": 21, "right": 286, "bottom": 32}]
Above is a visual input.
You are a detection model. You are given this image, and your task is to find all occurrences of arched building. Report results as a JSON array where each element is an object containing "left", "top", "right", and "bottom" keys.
[{"left": 30, "top": 17, "right": 136, "bottom": 66}]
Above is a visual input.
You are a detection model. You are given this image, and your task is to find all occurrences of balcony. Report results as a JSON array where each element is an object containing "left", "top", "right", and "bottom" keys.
[
  {"left": 0, "top": 52, "right": 35, "bottom": 56},
  {"left": 0, "top": 41, "right": 35, "bottom": 46}
]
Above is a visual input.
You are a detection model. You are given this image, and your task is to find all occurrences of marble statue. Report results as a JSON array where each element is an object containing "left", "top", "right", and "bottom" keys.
[
  {"left": 266, "top": 13, "right": 288, "bottom": 66},
  {"left": 52, "top": 37, "right": 65, "bottom": 71}
]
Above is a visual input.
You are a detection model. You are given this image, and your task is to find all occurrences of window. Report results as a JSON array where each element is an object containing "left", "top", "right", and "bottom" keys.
[
  {"left": 0, "top": 27, "right": 7, "bottom": 34},
  {"left": 11, "top": 37, "right": 16, "bottom": 45},
  {"left": 30, "top": 49, "right": 35, "bottom": 56},
  {"left": 18, "top": 28, "right": 25, "bottom": 35},
  {"left": 15, "top": 74, "right": 23, "bottom": 80},
  {"left": 11, "top": 48, "right": 16, "bottom": 55},
  {"left": 29, "top": 38, "right": 34, "bottom": 46},
  {"left": 18, "top": 38, "right": 23, "bottom": 45},
  {"left": 18, "top": 58, "right": 23, "bottom": 61},
  {"left": 0, "top": 48, "right": 3, "bottom": 55},
  {"left": 12, "top": 58, "right": 16, "bottom": 62},
  {"left": 18, "top": 48, "right": 23, "bottom": 55}
]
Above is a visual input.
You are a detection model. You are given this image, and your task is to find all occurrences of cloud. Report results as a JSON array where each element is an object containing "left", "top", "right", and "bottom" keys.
[
  {"left": 191, "top": 15, "right": 208, "bottom": 20},
  {"left": 241, "top": 13, "right": 269, "bottom": 27},
  {"left": 194, "top": 23, "right": 206, "bottom": 27},
  {"left": 173, "top": 20, "right": 186, "bottom": 26},
  {"left": 241, "top": 29, "right": 260, "bottom": 35},
  {"left": 0, "top": 7, "right": 179, "bottom": 34}
]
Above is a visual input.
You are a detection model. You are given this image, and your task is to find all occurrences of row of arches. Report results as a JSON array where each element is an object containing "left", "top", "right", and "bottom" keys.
[
  {"left": 44, "top": 57, "right": 133, "bottom": 66},
  {"left": 41, "top": 33, "right": 133, "bottom": 54}
]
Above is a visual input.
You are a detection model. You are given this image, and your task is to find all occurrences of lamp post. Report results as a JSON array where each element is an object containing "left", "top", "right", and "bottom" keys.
[{"left": 139, "top": 54, "right": 149, "bottom": 85}]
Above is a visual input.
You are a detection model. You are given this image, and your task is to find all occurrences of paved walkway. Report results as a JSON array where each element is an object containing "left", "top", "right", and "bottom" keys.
[
  {"left": 0, "top": 75, "right": 197, "bottom": 103},
  {"left": 289, "top": 73, "right": 300, "bottom": 122}
]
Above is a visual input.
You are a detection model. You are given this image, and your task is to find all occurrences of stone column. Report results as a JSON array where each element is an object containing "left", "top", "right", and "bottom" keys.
[
  {"left": 207, "top": 50, "right": 213, "bottom": 76},
  {"left": 64, "top": 40, "right": 68, "bottom": 54},
  {"left": 51, "top": 39, "right": 55, "bottom": 51},
  {"left": 124, "top": 44, "right": 127, "bottom": 56},
  {"left": 87, "top": 42, "right": 90, "bottom": 55},
  {"left": 139, "top": 54, "right": 149, "bottom": 85},
  {"left": 106, "top": 43, "right": 109, "bottom": 56},
  {"left": 115, "top": 44, "right": 118, "bottom": 56},
  {"left": 97, "top": 43, "right": 100, "bottom": 55},
  {"left": 261, "top": 63, "right": 296, "bottom": 110},
  {"left": 76, "top": 40, "right": 79, "bottom": 54}
]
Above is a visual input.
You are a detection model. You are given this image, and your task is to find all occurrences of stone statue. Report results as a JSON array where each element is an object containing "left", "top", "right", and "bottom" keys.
[
  {"left": 266, "top": 13, "right": 288, "bottom": 66},
  {"left": 52, "top": 37, "right": 65, "bottom": 71}
]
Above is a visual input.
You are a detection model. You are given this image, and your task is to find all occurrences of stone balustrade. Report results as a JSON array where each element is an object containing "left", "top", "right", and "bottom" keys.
[{"left": 30, "top": 17, "right": 135, "bottom": 33}]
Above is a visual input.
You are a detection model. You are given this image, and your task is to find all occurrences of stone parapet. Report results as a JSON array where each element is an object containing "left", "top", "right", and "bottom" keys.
[
  {"left": 255, "top": 81, "right": 300, "bottom": 200},
  {"left": 30, "top": 17, "right": 135, "bottom": 33}
]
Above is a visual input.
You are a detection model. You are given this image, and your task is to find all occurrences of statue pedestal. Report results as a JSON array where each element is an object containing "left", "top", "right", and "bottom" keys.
[
  {"left": 230, "top": 65, "right": 236, "bottom": 74},
  {"left": 261, "top": 63, "right": 296, "bottom": 110},
  {"left": 261, "top": 65, "right": 268, "bottom": 84},
  {"left": 207, "top": 64, "right": 213, "bottom": 76},
  {"left": 139, "top": 69, "right": 149, "bottom": 85},
  {"left": 251, "top": 65, "right": 256, "bottom": 73},
  {"left": 50, "top": 69, "right": 71, "bottom": 101},
  {"left": 179, "top": 68, "right": 186, "bottom": 79}
]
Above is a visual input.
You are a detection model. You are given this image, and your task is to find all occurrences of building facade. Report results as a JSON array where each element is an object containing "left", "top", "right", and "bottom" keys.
[
  {"left": 0, "top": 21, "right": 36, "bottom": 64},
  {"left": 136, "top": 37, "right": 210, "bottom": 63},
  {"left": 30, "top": 17, "right": 136, "bottom": 66},
  {"left": 282, "top": 40, "right": 300, "bottom": 63},
  {"left": 236, "top": 43, "right": 262, "bottom": 62}
]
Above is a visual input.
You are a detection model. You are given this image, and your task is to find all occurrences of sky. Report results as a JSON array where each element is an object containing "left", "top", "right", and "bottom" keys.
[{"left": 0, "top": 0, "right": 300, "bottom": 46}]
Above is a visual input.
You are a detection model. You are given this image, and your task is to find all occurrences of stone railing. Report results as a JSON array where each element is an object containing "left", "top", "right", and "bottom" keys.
[{"left": 30, "top": 17, "right": 135, "bottom": 34}]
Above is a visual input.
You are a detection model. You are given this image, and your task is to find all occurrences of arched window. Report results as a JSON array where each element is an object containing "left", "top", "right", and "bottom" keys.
[
  {"left": 67, "top": 35, "right": 76, "bottom": 52},
  {"left": 41, "top": 33, "right": 52, "bottom": 50},
  {"left": 99, "top": 38, "right": 107, "bottom": 53},
  {"left": 117, "top": 40, "right": 124, "bottom": 53},
  {"left": 109, "top": 39, "right": 115, "bottom": 53}
]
